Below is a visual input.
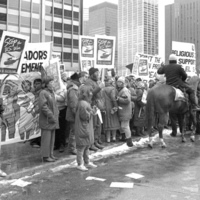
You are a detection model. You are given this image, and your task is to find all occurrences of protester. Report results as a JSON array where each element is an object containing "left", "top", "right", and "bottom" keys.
[
  {"left": 116, "top": 76, "right": 133, "bottom": 147},
  {"left": 79, "top": 71, "right": 89, "bottom": 85},
  {"left": 133, "top": 81, "right": 146, "bottom": 137},
  {"left": 30, "top": 78, "right": 43, "bottom": 148},
  {"left": 75, "top": 85, "right": 97, "bottom": 171},
  {"left": 38, "top": 76, "right": 59, "bottom": 162},
  {"left": 66, "top": 73, "right": 80, "bottom": 155},
  {"left": 84, "top": 68, "right": 104, "bottom": 151},
  {"left": 102, "top": 77, "right": 120, "bottom": 143}
]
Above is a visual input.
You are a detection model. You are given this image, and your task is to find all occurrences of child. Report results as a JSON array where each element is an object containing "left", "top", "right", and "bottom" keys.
[{"left": 75, "top": 85, "right": 97, "bottom": 171}]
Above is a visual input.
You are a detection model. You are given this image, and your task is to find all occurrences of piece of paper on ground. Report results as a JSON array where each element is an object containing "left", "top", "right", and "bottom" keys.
[
  {"left": 125, "top": 173, "right": 144, "bottom": 179},
  {"left": 110, "top": 182, "right": 134, "bottom": 188},
  {"left": 11, "top": 179, "right": 32, "bottom": 187},
  {"left": 86, "top": 176, "right": 106, "bottom": 182}
]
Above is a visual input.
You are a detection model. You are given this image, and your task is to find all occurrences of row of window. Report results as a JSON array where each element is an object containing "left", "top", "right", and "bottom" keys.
[
  {"left": 54, "top": 37, "right": 78, "bottom": 47},
  {"left": 46, "top": 6, "right": 79, "bottom": 20}
]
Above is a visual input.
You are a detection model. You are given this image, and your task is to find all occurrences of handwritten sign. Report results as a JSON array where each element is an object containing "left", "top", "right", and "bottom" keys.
[{"left": 0, "top": 31, "right": 29, "bottom": 74}]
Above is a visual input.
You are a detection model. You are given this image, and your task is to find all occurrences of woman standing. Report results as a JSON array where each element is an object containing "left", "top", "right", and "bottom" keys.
[
  {"left": 102, "top": 77, "right": 120, "bottom": 142},
  {"left": 39, "top": 76, "right": 59, "bottom": 162}
]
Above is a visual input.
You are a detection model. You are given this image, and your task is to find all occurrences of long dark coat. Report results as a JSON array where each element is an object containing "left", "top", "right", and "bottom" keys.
[{"left": 102, "top": 85, "right": 120, "bottom": 131}]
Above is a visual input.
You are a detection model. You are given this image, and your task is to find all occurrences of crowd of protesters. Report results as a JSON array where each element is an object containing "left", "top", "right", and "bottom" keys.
[{"left": 32, "top": 66, "right": 165, "bottom": 171}]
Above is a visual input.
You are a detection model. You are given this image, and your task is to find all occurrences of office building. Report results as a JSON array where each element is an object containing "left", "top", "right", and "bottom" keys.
[
  {"left": 165, "top": 0, "right": 200, "bottom": 72},
  {"left": 0, "top": 0, "right": 83, "bottom": 71},
  {"left": 118, "top": 0, "right": 158, "bottom": 75}
]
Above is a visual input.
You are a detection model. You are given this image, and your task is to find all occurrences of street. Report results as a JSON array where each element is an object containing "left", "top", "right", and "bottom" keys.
[{"left": 1, "top": 133, "right": 200, "bottom": 200}]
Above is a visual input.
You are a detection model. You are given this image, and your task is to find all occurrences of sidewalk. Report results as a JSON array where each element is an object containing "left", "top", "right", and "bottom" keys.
[{"left": 0, "top": 138, "right": 129, "bottom": 179}]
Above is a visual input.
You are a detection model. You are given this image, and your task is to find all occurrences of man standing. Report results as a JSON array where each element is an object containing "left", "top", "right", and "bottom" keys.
[
  {"left": 66, "top": 73, "right": 80, "bottom": 155},
  {"left": 84, "top": 68, "right": 104, "bottom": 151}
]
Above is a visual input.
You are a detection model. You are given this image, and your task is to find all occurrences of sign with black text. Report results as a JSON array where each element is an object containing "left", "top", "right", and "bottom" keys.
[{"left": 0, "top": 31, "right": 29, "bottom": 74}]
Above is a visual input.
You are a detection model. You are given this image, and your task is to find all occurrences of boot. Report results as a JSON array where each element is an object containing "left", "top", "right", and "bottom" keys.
[
  {"left": 94, "top": 142, "right": 104, "bottom": 149},
  {"left": 106, "top": 131, "right": 111, "bottom": 143},
  {"left": 89, "top": 144, "right": 98, "bottom": 152},
  {"left": 126, "top": 137, "right": 133, "bottom": 147},
  {"left": 189, "top": 92, "right": 200, "bottom": 111}
]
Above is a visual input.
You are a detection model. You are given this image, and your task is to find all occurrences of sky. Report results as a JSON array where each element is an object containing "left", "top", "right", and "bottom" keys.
[{"left": 83, "top": 0, "right": 174, "bottom": 61}]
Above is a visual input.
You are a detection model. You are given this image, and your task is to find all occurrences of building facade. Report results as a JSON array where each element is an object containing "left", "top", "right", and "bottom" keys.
[
  {"left": 0, "top": 0, "right": 83, "bottom": 71},
  {"left": 165, "top": 0, "right": 200, "bottom": 73},
  {"left": 118, "top": 0, "right": 158, "bottom": 75}
]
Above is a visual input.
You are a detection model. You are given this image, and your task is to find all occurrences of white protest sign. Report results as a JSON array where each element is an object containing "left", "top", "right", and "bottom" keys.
[
  {"left": 21, "top": 42, "right": 52, "bottom": 74},
  {"left": 94, "top": 35, "right": 116, "bottom": 69},
  {"left": 79, "top": 36, "right": 95, "bottom": 72},
  {"left": 0, "top": 31, "right": 29, "bottom": 75},
  {"left": 172, "top": 41, "right": 196, "bottom": 76}
]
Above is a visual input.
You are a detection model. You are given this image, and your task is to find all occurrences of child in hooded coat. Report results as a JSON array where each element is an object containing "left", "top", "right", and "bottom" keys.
[{"left": 75, "top": 85, "right": 97, "bottom": 171}]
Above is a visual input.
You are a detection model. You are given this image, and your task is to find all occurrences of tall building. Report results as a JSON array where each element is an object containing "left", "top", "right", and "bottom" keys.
[
  {"left": 83, "top": 8, "right": 89, "bottom": 35},
  {"left": 165, "top": 0, "right": 200, "bottom": 72},
  {"left": 0, "top": 0, "right": 83, "bottom": 71},
  {"left": 118, "top": 0, "right": 159, "bottom": 75},
  {"left": 86, "top": 2, "right": 118, "bottom": 69}
]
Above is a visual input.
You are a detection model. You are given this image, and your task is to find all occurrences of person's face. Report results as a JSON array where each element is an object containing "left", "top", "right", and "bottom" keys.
[
  {"left": 34, "top": 81, "right": 42, "bottom": 92},
  {"left": 47, "top": 80, "right": 54, "bottom": 91},
  {"left": 80, "top": 74, "right": 88, "bottom": 84},
  {"left": 22, "top": 83, "right": 31, "bottom": 93},
  {"left": 92, "top": 71, "right": 99, "bottom": 81},
  {"left": 117, "top": 81, "right": 123, "bottom": 88}
]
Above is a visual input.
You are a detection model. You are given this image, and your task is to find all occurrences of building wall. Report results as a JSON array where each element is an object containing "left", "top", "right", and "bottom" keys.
[
  {"left": 165, "top": 0, "right": 200, "bottom": 72},
  {"left": 118, "top": 0, "right": 158, "bottom": 76},
  {"left": 0, "top": 0, "right": 83, "bottom": 71}
]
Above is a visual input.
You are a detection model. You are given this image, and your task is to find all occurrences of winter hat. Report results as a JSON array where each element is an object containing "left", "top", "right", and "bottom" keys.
[
  {"left": 89, "top": 67, "right": 99, "bottom": 76},
  {"left": 169, "top": 54, "right": 177, "bottom": 61},
  {"left": 117, "top": 76, "right": 125, "bottom": 84},
  {"left": 70, "top": 72, "right": 79, "bottom": 80}
]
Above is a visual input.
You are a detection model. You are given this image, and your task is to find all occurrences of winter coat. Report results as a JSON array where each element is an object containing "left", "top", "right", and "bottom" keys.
[
  {"left": 75, "top": 100, "right": 94, "bottom": 146},
  {"left": 157, "top": 63, "right": 187, "bottom": 90},
  {"left": 38, "top": 88, "right": 59, "bottom": 130},
  {"left": 65, "top": 81, "right": 79, "bottom": 122},
  {"left": 117, "top": 87, "right": 132, "bottom": 121},
  {"left": 102, "top": 85, "right": 120, "bottom": 131},
  {"left": 133, "top": 88, "right": 146, "bottom": 127}
]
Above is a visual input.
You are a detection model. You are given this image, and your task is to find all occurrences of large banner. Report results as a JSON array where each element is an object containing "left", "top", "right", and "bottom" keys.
[
  {"left": 21, "top": 42, "right": 52, "bottom": 73},
  {"left": 0, "top": 31, "right": 29, "bottom": 74},
  {"left": 79, "top": 36, "right": 95, "bottom": 72},
  {"left": 94, "top": 35, "right": 116, "bottom": 69},
  {"left": 172, "top": 41, "right": 196, "bottom": 76},
  {"left": 132, "top": 53, "right": 162, "bottom": 79}
]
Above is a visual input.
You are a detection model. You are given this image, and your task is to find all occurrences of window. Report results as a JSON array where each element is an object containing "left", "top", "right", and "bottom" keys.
[
  {"left": 45, "top": 36, "right": 52, "bottom": 42},
  {"left": 73, "top": 25, "right": 78, "bottom": 34},
  {"left": 73, "top": 40, "right": 78, "bottom": 48},
  {"left": 54, "top": 37, "right": 62, "bottom": 47},
  {"left": 64, "top": 38, "right": 71, "bottom": 47},
  {"left": 73, "top": 0, "right": 79, "bottom": 7},
  {"left": 54, "top": 7, "right": 63, "bottom": 17},
  {"left": 45, "top": 20, "right": 52, "bottom": 30},
  {"left": 46, "top": 6, "right": 53, "bottom": 15},
  {"left": 33, "top": 3, "right": 40, "bottom": 14},
  {"left": 64, "top": 52, "right": 71, "bottom": 62},
  {"left": 73, "top": 53, "right": 78, "bottom": 62},
  {"left": 32, "top": 18, "right": 39, "bottom": 29},
  {"left": 8, "top": 14, "right": 18, "bottom": 25},
  {"left": 73, "top": 12, "right": 79, "bottom": 20},
  {"left": 64, "top": 0, "right": 72, "bottom": 5},
  {"left": 8, "top": 0, "right": 19, "bottom": 9},
  {"left": 32, "top": 34, "right": 40, "bottom": 43},
  {"left": 54, "top": 22, "right": 62, "bottom": 32},
  {"left": 64, "top": 10, "right": 72, "bottom": 19},
  {"left": 55, "top": 0, "right": 62, "bottom": 3},
  {"left": 21, "top": 16, "right": 30, "bottom": 27},
  {"left": 21, "top": 0, "right": 31, "bottom": 12},
  {"left": 64, "top": 24, "right": 72, "bottom": 33},
  {"left": 0, "top": 13, "right": 7, "bottom": 24},
  {"left": 0, "top": 0, "right": 7, "bottom": 7}
]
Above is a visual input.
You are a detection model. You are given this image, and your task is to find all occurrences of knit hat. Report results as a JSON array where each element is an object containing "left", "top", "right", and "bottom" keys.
[
  {"left": 117, "top": 76, "right": 125, "bottom": 84},
  {"left": 169, "top": 54, "right": 177, "bottom": 61},
  {"left": 70, "top": 72, "right": 79, "bottom": 80},
  {"left": 89, "top": 67, "right": 99, "bottom": 76}
]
